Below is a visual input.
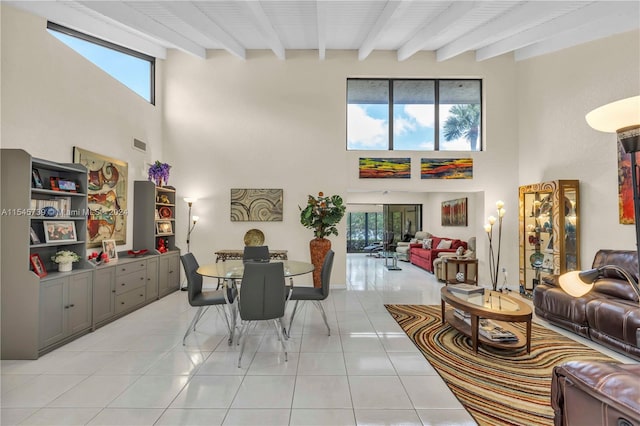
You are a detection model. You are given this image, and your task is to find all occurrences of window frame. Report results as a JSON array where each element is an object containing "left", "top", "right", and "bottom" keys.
[
  {"left": 347, "top": 78, "right": 483, "bottom": 151},
  {"left": 47, "top": 22, "right": 156, "bottom": 105}
]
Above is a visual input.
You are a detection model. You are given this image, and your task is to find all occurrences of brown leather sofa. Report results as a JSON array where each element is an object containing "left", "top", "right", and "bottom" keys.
[
  {"left": 534, "top": 249, "right": 640, "bottom": 361},
  {"left": 552, "top": 360, "right": 640, "bottom": 426}
]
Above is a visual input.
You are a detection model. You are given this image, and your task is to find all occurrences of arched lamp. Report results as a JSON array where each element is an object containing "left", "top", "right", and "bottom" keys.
[{"left": 559, "top": 265, "right": 640, "bottom": 303}]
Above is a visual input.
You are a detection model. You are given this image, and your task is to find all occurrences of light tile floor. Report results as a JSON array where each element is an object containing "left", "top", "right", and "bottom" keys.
[{"left": 1, "top": 254, "right": 635, "bottom": 425}]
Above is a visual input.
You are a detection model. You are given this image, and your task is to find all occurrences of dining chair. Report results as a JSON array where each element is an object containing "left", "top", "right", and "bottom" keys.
[
  {"left": 181, "top": 253, "right": 237, "bottom": 346},
  {"left": 287, "top": 249, "right": 334, "bottom": 337},
  {"left": 243, "top": 245, "right": 270, "bottom": 262},
  {"left": 237, "top": 261, "right": 290, "bottom": 368}
]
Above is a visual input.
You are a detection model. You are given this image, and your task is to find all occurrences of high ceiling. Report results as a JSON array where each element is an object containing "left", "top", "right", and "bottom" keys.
[{"left": 8, "top": 1, "right": 640, "bottom": 62}]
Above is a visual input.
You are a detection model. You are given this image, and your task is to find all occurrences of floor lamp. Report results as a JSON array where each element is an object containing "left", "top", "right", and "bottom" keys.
[
  {"left": 585, "top": 95, "right": 640, "bottom": 270},
  {"left": 559, "top": 96, "right": 640, "bottom": 299},
  {"left": 182, "top": 198, "right": 199, "bottom": 291}
]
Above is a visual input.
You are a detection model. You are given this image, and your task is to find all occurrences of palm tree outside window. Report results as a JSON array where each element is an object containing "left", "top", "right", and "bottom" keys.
[{"left": 347, "top": 78, "right": 482, "bottom": 151}]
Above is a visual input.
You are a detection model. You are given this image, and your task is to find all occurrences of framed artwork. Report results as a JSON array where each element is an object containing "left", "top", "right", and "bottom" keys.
[
  {"left": 421, "top": 158, "right": 473, "bottom": 179},
  {"left": 230, "top": 189, "right": 283, "bottom": 221},
  {"left": 156, "top": 220, "right": 173, "bottom": 235},
  {"left": 29, "top": 254, "right": 47, "bottom": 278},
  {"left": 43, "top": 220, "right": 77, "bottom": 243},
  {"left": 102, "top": 239, "right": 118, "bottom": 261},
  {"left": 544, "top": 235, "right": 554, "bottom": 253},
  {"left": 30, "top": 226, "right": 41, "bottom": 244},
  {"left": 73, "top": 147, "right": 128, "bottom": 247},
  {"left": 441, "top": 198, "right": 468, "bottom": 227},
  {"left": 618, "top": 141, "right": 636, "bottom": 224},
  {"left": 359, "top": 158, "right": 411, "bottom": 178}
]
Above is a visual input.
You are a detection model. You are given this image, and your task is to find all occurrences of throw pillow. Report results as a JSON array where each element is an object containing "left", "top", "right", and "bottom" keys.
[
  {"left": 456, "top": 246, "right": 464, "bottom": 256},
  {"left": 423, "top": 238, "right": 433, "bottom": 249},
  {"left": 436, "top": 239, "right": 452, "bottom": 249},
  {"left": 410, "top": 238, "right": 418, "bottom": 244}
]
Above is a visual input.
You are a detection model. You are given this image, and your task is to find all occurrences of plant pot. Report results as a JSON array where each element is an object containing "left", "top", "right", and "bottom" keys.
[
  {"left": 309, "top": 237, "right": 331, "bottom": 288},
  {"left": 58, "top": 262, "right": 72, "bottom": 272}
]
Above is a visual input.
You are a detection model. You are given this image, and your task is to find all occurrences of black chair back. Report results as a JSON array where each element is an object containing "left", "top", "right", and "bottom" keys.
[
  {"left": 321, "top": 250, "right": 334, "bottom": 299},
  {"left": 243, "top": 245, "right": 270, "bottom": 263},
  {"left": 181, "top": 253, "right": 203, "bottom": 303},
  {"left": 240, "top": 262, "right": 286, "bottom": 321}
]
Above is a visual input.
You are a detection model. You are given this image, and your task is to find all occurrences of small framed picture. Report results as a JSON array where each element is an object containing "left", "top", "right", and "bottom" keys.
[
  {"left": 102, "top": 239, "right": 118, "bottom": 261},
  {"left": 32, "top": 169, "right": 43, "bottom": 189},
  {"left": 155, "top": 209, "right": 160, "bottom": 220},
  {"left": 43, "top": 220, "right": 77, "bottom": 243},
  {"left": 156, "top": 220, "right": 173, "bottom": 235},
  {"left": 30, "top": 226, "right": 41, "bottom": 244},
  {"left": 545, "top": 235, "right": 554, "bottom": 253},
  {"left": 29, "top": 253, "right": 47, "bottom": 278}
]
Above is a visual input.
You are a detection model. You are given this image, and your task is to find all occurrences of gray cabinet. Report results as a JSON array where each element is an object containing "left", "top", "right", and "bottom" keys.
[
  {"left": 146, "top": 256, "right": 159, "bottom": 300},
  {"left": 159, "top": 252, "right": 180, "bottom": 297},
  {"left": 39, "top": 271, "right": 92, "bottom": 350},
  {"left": 93, "top": 266, "right": 116, "bottom": 325},
  {"left": 115, "top": 260, "right": 147, "bottom": 314},
  {"left": 1, "top": 149, "right": 90, "bottom": 359}
]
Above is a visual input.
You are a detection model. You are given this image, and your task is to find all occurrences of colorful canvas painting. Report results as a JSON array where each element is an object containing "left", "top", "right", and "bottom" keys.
[
  {"left": 421, "top": 158, "right": 473, "bottom": 179},
  {"left": 618, "top": 141, "right": 636, "bottom": 224},
  {"left": 359, "top": 158, "right": 411, "bottom": 179},
  {"left": 231, "top": 189, "right": 283, "bottom": 222},
  {"left": 441, "top": 198, "right": 468, "bottom": 227},
  {"left": 73, "top": 147, "right": 128, "bottom": 247}
]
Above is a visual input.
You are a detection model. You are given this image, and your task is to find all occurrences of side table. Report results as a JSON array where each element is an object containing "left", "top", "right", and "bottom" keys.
[
  {"left": 443, "top": 257, "right": 478, "bottom": 285},
  {"left": 383, "top": 251, "right": 402, "bottom": 271}
]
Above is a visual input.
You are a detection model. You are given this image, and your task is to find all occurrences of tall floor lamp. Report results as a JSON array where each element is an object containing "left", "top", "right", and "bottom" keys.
[
  {"left": 182, "top": 198, "right": 199, "bottom": 291},
  {"left": 560, "top": 96, "right": 640, "bottom": 297}
]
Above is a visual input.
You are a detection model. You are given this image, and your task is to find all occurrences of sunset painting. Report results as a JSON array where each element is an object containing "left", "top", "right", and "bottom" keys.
[
  {"left": 359, "top": 158, "right": 411, "bottom": 179},
  {"left": 421, "top": 158, "right": 473, "bottom": 179}
]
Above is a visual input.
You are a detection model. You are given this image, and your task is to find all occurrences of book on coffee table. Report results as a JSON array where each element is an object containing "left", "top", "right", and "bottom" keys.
[{"left": 447, "top": 284, "right": 484, "bottom": 296}]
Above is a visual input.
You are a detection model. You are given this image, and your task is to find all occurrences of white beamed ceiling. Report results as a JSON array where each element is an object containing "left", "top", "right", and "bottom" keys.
[{"left": 8, "top": 1, "right": 640, "bottom": 61}]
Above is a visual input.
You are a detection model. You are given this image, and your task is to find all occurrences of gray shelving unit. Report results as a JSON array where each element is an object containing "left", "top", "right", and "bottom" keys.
[{"left": 1, "top": 149, "right": 91, "bottom": 359}]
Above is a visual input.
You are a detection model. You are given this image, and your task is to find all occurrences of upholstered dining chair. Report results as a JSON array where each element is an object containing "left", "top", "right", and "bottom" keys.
[
  {"left": 181, "top": 253, "right": 237, "bottom": 346},
  {"left": 243, "top": 245, "right": 270, "bottom": 262},
  {"left": 287, "top": 250, "right": 334, "bottom": 337},
  {"left": 237, "top": 261, "right": 291, "bottom": 368}
]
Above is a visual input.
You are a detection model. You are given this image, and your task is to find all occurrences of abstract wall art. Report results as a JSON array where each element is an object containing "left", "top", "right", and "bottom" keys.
[
  {"left": 441, "top": 197, "right": 468, "bottom": 227},
  {"left": 230, "top": 188, "right": 283, "bottom": 222},
  {"left": 359, "top": 158, "right": 411, "bottom": 178},
  {"left": 618, "top": 141, "right": 636, "bottom": 224},
  {"left": 421, "top": 158, "right": 473, "bottom": 179}
]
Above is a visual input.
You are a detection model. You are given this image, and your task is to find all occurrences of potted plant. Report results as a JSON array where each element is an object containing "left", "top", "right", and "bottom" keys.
[
  {"left": 300, "top": 192, "right": 346, "bottom": 287},
  {"left": 148, "top": 161, "right": 171, "bottom": 187},
  {"left": 52, "top": 250, "right": 81, "bottom": 272}
]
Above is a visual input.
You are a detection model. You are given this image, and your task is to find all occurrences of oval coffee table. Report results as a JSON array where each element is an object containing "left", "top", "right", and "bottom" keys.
[{"left": 440, "top": 286, "right": 532, "bottom": 354}]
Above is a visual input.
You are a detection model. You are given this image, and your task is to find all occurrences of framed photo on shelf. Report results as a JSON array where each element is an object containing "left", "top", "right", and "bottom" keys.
[
  {"left": 544, "top": 235, "right": 554, "bottom": 253},
  {"left": 102, "top": 239, "right": 118, "bottom": 261},
  {"left": 32, "top": 169, "right": 43, "bottom": 189},
  {"left": 30, "top": 227, "right": 41, "bottom": 244},
  {"left": 29, "top": 253, "right": 47, "bottom": 278},
  {"left": 43, "top": 220, "right": 77, "bottom": 243},
  {"left": 49, "top": 177, "right": 78, "bottom": 192},
  {"left": 156, "top": 220, "right": 173, "bottom": 235}
]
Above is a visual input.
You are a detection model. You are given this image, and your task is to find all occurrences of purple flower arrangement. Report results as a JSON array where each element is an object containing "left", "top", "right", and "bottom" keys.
[{"left": 148, "top": 161, "right": 171, "bottom": 186}]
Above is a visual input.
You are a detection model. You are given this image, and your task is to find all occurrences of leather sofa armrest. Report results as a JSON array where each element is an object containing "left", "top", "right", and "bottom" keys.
[{"left": 542, "top": 275, "right": 559, "bottom": 286}]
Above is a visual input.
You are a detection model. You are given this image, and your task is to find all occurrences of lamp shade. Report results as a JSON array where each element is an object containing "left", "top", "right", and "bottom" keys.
[
  {"left": 585, "top": 96, "right": 640, "bottom": 133},
  {"left": 558, "top": 270, "right": 594, "bottom": 297}
]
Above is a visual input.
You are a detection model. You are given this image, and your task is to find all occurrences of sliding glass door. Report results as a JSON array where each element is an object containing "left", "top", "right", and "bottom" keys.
[
  {"left": 346, "top": 204, "right": 422, "bottom": 253},
  {"left": 347, "top": 211, "right": 384, "bottom": 253}
]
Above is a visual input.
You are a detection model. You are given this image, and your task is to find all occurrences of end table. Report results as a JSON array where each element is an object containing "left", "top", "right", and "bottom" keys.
[{"left": 443, "top": 257, "right": 478, "bottom": 285}]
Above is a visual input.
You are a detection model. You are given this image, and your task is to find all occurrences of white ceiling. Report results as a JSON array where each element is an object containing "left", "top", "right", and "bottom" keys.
[{"left": 8, "top": 1, "right": 640, "bottom": 62}]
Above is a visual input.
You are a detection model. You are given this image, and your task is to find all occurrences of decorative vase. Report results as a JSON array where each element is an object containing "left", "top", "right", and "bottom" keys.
[
  {"left": 309, "top": 237, "right": 331, "bottom": 288},
  {"left": 58, "top": 262, "right": 72, "bottom": 272}
]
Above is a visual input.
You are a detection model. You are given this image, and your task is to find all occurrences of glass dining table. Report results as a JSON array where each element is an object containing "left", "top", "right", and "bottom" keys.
[{"left": 197, "top": 259, "right": 314, "bottom": 280}]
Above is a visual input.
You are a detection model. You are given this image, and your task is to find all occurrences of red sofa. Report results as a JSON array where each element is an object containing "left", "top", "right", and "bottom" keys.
[{"left": 409, "top": 236, "right": 467, "bottom": 273}]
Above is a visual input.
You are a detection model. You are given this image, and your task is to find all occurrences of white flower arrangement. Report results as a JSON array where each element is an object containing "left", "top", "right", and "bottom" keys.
[{"left": 51, "top": 250, "right": 81, "bottom": 264}]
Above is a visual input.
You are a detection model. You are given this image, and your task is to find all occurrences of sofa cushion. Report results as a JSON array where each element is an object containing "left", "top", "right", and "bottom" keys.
[
  {"left": 451, "top": 239, "right": 465, "bottom": 250},
  {"left": 586, "top": 298, "right": 640, "bottom": 350},
  {"left": 594, "top": 277, "right": 640, "bottom": 302},
  {"left": 423, "top": 238, "right": 432, "bottom": 249},
  {"left": 436, "top": 239, "right": 452, "bottom": 249}
]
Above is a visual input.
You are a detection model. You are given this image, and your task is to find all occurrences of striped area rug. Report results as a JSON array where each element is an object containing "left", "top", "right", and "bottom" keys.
[{"left": 385, "top": 304, "right": 617, "bottom": 426}]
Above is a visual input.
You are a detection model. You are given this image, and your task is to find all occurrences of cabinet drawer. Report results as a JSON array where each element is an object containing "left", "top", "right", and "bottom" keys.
[
  {"left": 115, "top": 288, "right": 146, "bottom": 314},
  {"left": 115, "top": 270, "right": 146, "bottom": 295},
  {"left": 116, "top": 261, "right": 147, "bottom": 277}
]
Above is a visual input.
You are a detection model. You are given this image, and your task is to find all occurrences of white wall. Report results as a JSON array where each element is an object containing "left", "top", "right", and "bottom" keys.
[
  {"left": 162, "top": 49, "right": 519, "bottom": 287},
  {"left": 1, "top": 5, "right": 164, "bottom": 252},
  {"left": 517, "top": 30, "right": 640, "bottom": 266}
]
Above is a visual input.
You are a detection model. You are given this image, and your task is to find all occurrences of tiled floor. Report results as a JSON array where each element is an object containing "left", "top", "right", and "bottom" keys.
[{"left": 1, "top": 254, "right": 634, "bottom": 425}]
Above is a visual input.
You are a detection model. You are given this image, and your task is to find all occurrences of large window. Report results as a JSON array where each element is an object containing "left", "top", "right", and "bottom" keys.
[
  {"left": 47, "top": 22, "right": 155, "bottom": 104},
  {"left": 347, "top": 79, "right": 482, "bottom": 151}
]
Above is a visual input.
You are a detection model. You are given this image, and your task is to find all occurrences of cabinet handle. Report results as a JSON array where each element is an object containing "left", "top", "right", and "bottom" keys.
[
  {"left": 70, "top": 304, "right": 74, "bottom": 308},
  {"left": 140, "top": 294, "right": 144, "bottom": 297},
  {"left": 64, "top": 305, "right": 70, "bottom": 309},
  {"left": 121, "top": 302, "right": 125, "bottom": 305},
  {"left": 140, "top": 277, "right": 144, "bottom": 281},
  {"left": 121, "top": 283, "right": 126, "bottom": 286},
  {"left": 122, "top": 268, "right": 126, "bottom": 272},
  {"left": 112, "top": 290, "right": 116, "bottom": 293},
  {"left": 140, "top": 263, "right": 144, "bottom": 267}
]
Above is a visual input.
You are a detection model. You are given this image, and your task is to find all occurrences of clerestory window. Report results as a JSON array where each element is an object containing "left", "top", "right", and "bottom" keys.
[
  {"left": 347, "top": 78, "right": 482, "bottom": 151},
  {"left": 47, "top": 22, "right": 155, "bottom": 104}
]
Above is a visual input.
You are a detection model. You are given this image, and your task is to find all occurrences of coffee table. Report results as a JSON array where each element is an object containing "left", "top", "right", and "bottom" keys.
[
  {"left": 381, "top": 250, "right": 401, "bottom": 270},
  {"left": 440, "top": 287, "right": 532, "bottom": 353}
]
